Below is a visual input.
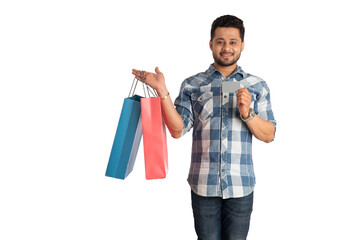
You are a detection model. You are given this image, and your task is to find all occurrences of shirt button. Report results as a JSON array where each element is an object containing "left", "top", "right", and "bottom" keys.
[
  {"left": 222, "top": 169, "right": 225, "bottom": 172},
  {"left": 224, "top": 95, "right": 227, "bottom": 98}
]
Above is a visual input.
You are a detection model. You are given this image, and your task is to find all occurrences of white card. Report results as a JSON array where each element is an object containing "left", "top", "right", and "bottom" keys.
[{"left": 221, "top": 81, "right": 243, "bottom": 93}]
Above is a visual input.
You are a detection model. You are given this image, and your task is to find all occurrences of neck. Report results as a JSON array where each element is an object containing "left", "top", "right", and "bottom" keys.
[{"left": 213, "top": 62, "right": 237, "bottom": 78}]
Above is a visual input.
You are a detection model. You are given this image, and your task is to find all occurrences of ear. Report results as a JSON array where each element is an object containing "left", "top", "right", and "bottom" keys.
[
  {"left": 209, "top": 39, "right": 213, "bottom": 50},
  {"left": 241, "top": 41, "right": 245, "bottom": 52}
]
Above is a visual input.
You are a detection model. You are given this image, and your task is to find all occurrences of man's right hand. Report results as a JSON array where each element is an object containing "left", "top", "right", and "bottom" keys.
[{"left": 131, "top": 67, "right": 168, "bottom": 98}]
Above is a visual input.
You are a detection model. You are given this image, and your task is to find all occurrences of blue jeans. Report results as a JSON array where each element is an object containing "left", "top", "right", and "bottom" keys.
[{"left": 191, "top": 191, "right": 254, "bottom": 240}]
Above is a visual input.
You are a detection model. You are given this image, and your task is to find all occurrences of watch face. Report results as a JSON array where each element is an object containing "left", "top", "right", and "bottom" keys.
[
  {"left": 241, "top": 108, "right": 255, "bottom": 122},
  {"left": 250, "top": 108, "right": 255, "bottom": 117}
]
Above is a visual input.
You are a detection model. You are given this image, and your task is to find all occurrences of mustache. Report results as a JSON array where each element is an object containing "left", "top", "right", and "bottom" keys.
[{"left": 220, "top": 52, "right": 234, "bottom": 55}]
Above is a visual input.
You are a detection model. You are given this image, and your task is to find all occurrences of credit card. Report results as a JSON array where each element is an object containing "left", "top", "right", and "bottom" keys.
[{"left": 221, "top": 81, "right": 243, "bottom": 93}]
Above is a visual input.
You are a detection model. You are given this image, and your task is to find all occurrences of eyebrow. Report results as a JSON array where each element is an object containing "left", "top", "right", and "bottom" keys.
[{"left": 215, "top": 38, "right": 239, "bottom": 41}]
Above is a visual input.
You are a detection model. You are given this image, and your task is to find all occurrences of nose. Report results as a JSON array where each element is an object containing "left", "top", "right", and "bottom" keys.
[{"left": 221, "top": 42, "right": 231, "bottom": 51}]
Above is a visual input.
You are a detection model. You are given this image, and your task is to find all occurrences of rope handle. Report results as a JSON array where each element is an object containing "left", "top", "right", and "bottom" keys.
[
  {"left": 129, "top": 70, "right": 159, "bottom": 98},
  {"left": 140, "top": 70, "right": 158, "bottom": 98}
]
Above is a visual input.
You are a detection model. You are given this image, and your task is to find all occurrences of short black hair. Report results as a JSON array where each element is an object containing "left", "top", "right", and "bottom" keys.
[{"left": 210, "top": 15, "right": 245, "bottom": 42}]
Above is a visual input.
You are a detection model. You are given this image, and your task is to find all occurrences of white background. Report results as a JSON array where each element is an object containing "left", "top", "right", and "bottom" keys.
[{"left": 1, "top": 0, "right": 358, "bottom": 239}]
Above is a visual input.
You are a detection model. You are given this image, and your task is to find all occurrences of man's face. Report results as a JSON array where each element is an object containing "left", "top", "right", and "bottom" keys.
[{"left": 210, "top": 27, "right": 245, "bottom": 67}]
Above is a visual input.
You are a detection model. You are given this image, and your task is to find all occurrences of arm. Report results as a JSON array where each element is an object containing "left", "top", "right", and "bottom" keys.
[
  {"left": 244, "top": 115, "right": 275, "bottom": 143},
  {"left": 236, "top": 88, "right": 275, "bottom": 143},
  {"left": 132, "top": 67, "right": 183, "bottom": 138}
]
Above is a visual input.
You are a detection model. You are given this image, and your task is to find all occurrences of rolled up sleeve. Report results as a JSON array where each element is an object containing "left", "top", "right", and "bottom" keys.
[
  {"left": 254, "top": 81, "right": 277, "bottom": 134},
  {"left": 174, "top": 82, "right": 194, "bottom": 137}
]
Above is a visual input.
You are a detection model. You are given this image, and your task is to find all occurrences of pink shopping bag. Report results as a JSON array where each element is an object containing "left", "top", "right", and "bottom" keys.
[{"left": 141, "top": 95, "right": 168, "bottom": 180}]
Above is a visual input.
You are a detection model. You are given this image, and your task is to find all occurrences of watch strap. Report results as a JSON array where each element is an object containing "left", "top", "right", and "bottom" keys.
[{"left": 240, "top": 108, "right": 255, "bottom": 123}]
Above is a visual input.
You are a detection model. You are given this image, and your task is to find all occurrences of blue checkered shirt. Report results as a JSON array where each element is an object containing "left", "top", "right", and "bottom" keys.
[{"left": 174, "top": 64, "right": 276, "bottom": 199}]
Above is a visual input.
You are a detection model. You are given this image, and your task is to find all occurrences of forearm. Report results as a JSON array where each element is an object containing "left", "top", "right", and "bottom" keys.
[
  {"left": 157, "top": 88, "right": 183, "bottom": 139},
  {"left": 245, "top": 115, "right": 275, "bottom": 143}
]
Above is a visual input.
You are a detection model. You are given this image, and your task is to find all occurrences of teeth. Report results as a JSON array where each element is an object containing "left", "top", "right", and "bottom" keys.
[{"left": 221, "top": 53, "right": 233, "bottom": 56}]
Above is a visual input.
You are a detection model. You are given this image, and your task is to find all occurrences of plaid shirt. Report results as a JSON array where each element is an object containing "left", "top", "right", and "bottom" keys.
[{"left": 174, "top": 64, "right": 276, "bottom": 199}]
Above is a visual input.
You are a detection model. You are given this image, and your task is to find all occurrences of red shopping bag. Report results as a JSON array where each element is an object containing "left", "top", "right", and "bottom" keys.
[{"left": 141, "top": 89, "right": 168, "bottom": 180}]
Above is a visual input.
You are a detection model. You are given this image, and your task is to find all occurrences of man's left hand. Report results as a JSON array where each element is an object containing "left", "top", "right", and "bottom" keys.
[{"left": 236, "top": 88, "right": 252, "bottom": 119}]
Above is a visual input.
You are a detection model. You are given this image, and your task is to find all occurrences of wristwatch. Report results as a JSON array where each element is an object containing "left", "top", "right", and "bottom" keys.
[{"left": 240, "top": 108, "right": 255, "bottom": 123}]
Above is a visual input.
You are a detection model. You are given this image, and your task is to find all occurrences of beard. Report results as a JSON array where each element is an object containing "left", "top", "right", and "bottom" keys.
[{"left": 213, "top": 52, "right": 241, "bottom": 67}]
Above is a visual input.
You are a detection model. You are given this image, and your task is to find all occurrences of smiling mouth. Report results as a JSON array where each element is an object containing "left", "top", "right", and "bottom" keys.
[{"left": 220, "top": 52, "right": 234, "bottom": 57}]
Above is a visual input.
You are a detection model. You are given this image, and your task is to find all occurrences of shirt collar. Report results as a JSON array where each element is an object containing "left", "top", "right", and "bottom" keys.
[{"left": 207, "top": 63, "right": 247, "bottom": 78}]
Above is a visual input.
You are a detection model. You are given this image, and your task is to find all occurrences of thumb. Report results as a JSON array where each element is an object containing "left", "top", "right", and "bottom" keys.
[{"left": 155, "top": 66, "right": 162, "bottom": 74}]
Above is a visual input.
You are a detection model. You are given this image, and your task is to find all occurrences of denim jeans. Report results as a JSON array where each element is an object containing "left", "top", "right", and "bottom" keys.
[{"left": 191, "top": 190, "right": 254, "bottom": 240}]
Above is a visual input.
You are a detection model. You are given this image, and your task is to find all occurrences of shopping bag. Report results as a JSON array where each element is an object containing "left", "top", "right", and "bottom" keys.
[
  {"left": 105, "top": 76, "right": 143, "bottom": 179},
  {"left": 141, "top": 86, "right": 168, "bottom": 180}
]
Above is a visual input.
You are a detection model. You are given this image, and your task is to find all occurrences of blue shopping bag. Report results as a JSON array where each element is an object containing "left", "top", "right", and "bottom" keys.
[{"left": 105, "top": 77, "right": 143, "bottom": 179}]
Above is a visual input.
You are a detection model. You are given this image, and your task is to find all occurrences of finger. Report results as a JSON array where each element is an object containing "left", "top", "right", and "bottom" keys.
[
  {"left": 237, "top": 93, "right": 251, "bottom": 103},
  {"left": 237, "top": 88, "right": 249, "bottom": 95},
  {"left": 238, "top": 99, "right": 250, "bottom": 107},
  {"left": 238, "top": 95, "right": 251, "bottom": 104},
  {"left": 155, "top": 66, "right": 161, "bottom": 74},
  {"left": 131, "top": 70, "right": 149, "bottom": 82},
  {"left": 237, "top": 90, "right": 251, "bottom": 100},
  {"left": 237, "top": 92, "right": 250, "bottom": 99},
  {"left": 132, "top": 69, "right": 144, "bottom": 78},
  {"left": 236, "top": 89, "right": 244, "bottom": 96},
  {"left": 237, "top": 90, "right": 251, "bottom": 98}
]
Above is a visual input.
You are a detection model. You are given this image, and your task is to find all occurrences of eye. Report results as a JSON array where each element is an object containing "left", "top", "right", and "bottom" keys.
[{"left": 230, "top": 41, "right": 237, "bottom": 45}]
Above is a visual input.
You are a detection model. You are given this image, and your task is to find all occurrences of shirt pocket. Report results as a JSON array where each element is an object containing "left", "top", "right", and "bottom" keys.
[{"left": 191, "top": 91, "right": 214, "bottom": 122}]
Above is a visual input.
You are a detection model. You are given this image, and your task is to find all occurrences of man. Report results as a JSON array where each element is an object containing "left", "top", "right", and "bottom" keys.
[{"left": 132, "top": 15, "right": 276, "bottom": 240}]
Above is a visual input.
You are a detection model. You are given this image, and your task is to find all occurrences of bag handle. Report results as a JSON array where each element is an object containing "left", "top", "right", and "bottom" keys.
[
  {"left": 129, "top": 70, "right": 158, "bottom": 98},
  {"left": 128, "top": 71, "right": 141, "bottom": 97},
  {"left": 140, "top": 71, "right": 158, "bottom": 98}
]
